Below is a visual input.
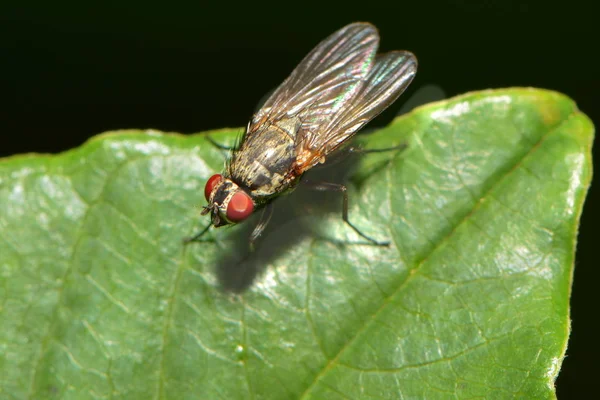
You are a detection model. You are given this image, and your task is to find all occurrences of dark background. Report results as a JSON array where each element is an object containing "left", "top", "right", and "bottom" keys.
[{"left": 2, "top": 1, "right": 597, "bottom": 397}]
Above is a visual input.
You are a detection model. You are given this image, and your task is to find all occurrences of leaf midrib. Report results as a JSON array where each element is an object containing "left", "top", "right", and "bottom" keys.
[{"left": 298, "top": 108, "right": 578, "bottom": 398}]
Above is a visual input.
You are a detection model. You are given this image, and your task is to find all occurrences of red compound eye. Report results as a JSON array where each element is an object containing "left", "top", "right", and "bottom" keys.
[
  {"left": 226, "top": 191, "right": 254, "bottom": 222},
  {"left": 204, "top": 174, "right": 223, "bottom": 201}
]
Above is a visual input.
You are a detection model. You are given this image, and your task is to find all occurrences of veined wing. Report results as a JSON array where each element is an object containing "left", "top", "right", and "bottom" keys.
[
  {"left": 294, "top": 50, "right": 417, "bottom": 171},
  {"left": 248, "top": 23, "right": 379, "bottom": 134}
]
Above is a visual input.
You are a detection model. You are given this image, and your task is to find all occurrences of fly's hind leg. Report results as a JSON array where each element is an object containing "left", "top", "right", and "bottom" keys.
[
  {"left": 303, "top": 181, "right": 390, "bottom": 246},
  {"left": 318, "top": 142, "right": 407, "bottom": 169},
  {"left": 347, "top": 142, "right": 407, "bottom": 156}
]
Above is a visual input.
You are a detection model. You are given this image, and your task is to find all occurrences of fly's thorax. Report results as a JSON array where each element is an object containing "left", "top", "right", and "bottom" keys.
[
  {"left": 204, "top": 176, "right": 255, "bottom": 226},
  {"left": 229, "top": 120, "right": 300, "bottom": 197}
]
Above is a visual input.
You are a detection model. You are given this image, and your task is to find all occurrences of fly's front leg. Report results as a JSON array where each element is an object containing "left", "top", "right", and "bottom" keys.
[
  {"left": 248, "top": 202, "right": 275, "bottom": 252},
  {"left": 303, "top": 181, "right": 390, "bottom": 246},
  {"left": 183, "top": 223, "right": 212, "bottom": 244}
]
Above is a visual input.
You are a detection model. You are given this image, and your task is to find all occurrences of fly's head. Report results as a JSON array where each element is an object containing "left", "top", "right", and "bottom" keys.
[{"left": 202, "top": 174, "right": 255, "bottom": 227}]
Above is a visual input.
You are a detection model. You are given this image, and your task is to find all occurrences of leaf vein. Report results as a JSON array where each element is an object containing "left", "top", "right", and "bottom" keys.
[{"left": 299, "top": 106, "right": 577, "bottom": 398}]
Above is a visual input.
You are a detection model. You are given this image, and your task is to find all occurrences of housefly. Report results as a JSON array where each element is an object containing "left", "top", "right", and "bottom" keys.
[{"left": 187, "top": 22, "right": 417, "bottom": 248}]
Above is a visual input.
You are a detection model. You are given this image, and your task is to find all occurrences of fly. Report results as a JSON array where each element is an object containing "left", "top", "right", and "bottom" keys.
[{"left": 186, "top": 22, "right": 417, "bottom": 248}]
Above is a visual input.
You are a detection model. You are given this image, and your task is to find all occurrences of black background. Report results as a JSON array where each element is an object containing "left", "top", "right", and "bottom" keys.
[{"left": 2, "top": 1, "right": 597, "bottom": 397}]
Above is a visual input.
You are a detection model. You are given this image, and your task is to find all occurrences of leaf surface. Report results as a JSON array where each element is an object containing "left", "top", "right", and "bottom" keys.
[{"left": 0, "top": 88, "right": 593, "bottom": 399}]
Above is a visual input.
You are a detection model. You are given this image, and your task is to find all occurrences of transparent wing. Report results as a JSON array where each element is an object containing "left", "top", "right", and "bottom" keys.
[
  {"left": 248, "top": 23, "right": 379, "bottom": 134},
  {"left": 294, "top": 50, "right": 417, "bottom": 171}
]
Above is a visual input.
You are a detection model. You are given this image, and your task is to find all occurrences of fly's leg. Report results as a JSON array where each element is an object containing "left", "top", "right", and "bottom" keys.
[
  {"left": 183, "top": 223, "right": 212, "bottom": 244},
  {"left": 347, "top": 142, "right": 407, "bottom": 155},
  {"left": 183, "top": 203, "right": 273, "bottom": 253},
  {"left": 248, "top": 202, "right": 275, "bottom": 252},
  {"left": 319, "top": 142, "right": 407, "bottom": 168},
  {"left": 206, "top": 136, "right": 235, "bottom": 151},
  {"left": 304, "top": 181, "right": 390, "bottom": 246}
]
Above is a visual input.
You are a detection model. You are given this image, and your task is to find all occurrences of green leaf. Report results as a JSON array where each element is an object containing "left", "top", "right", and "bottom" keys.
[{"left": 0, "top": 88, "right": 593, "bottom": 399}]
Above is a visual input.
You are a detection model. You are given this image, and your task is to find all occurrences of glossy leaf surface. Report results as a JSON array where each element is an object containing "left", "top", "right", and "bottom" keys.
[{"left": 0, "top": 89, "right": 593, "bottom": 399}]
